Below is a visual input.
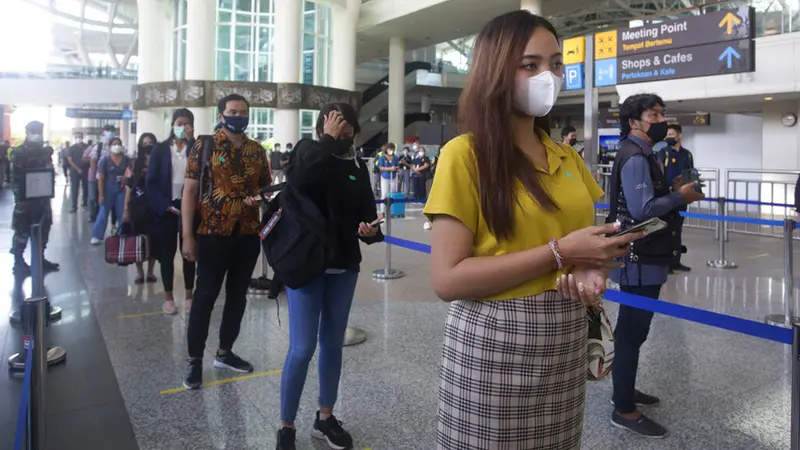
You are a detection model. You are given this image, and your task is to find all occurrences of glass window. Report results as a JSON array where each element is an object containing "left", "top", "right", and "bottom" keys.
[
  {"left": 218, "top": 25, "right": 231, "bottom": 50},
  {"left": 219, "top": 11, "right": 232, "bottom": 23},
  {"left": 257, "top": 109, "right": 268, "bottom": 124},
  {"left": 258, "top": 26, "right": 271, "bottom": 52},
  {"left": 301, "top": 111, "right": 314, "bottom": 127},
  {"left": 235, "top": 52, "right": 251, "bottom": 81},
  {"left": 304, "top": 1, "right": 315, "bottom": 12},
  {"left": 235, "top": 25, "right": 251, "bottom": 51},
  {"left": 258, "top": 0, "right": 271, "bottom": 14},
  {"left": 236, "top": 0, "right": 253, "bottom": 11},
  {"left": 258, "top": 13, "right": 273, "bottom": 25},
  {"left": 219, "top": 0, "right": 234, "bottom": 9},
  {"left": 304, "top": 11, "right": 315, "bottom": 33},
  {"left": 216, "top": 51, "right": 232, "bottom": 80},
  {"left": 236, "top": 12, "right": 252, "bottom": 23},
  {"left": 302, "top": 52, "right": 314, "bottom": 85},
  {"left": 257, "top": 54, "right": 270, "bottom": 82},
  {"left": 179, "top": 0, "right": 187, "bottom": 26},
  {"left": 303, "top": 33, "right": 315, "bottom": 51},
  {"left": 301, "top": 131, "right": 313, "bottom": 140}
]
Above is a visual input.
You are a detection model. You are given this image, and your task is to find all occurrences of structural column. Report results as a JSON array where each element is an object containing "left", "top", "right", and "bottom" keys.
[
  {"left": 136, "top": 0, "right": 171, "bottom": 139},
  {"left": 273, "top": 0, "right": 302, "bottom": 146},
  {"left": 120, "top": 104, "right": 131, "bottom": 153},
  {"left": 330, "top": 0, "right": 360, "bottom": 91},
  {"left": 520, "top": 0, "right": 543, "bottom": 15},
  {"left": 421, "top": 93, "right": 432, "bottom": 114},
  {"left": 388, "top": 37, "right": 406, "bottom": 147},
  {"left": 185, "top": 0, "right": 216, "bottom": 134}
]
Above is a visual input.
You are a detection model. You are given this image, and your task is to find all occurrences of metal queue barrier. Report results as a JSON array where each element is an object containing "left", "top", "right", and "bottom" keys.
[
  {"left": 12, "top": 223, "right": 67, "bottom": 450},
  {"left": 372, "top": 206, "right": 800, "bottom": 449}
]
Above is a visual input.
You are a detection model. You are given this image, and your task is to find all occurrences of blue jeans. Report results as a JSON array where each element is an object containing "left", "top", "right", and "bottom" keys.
[
  {"left": 88, "top": 180, "right": 98, "bottom": 220},
  {"left": 92, "top": 185, "right": 125, "bottom": 240},
  {"left": 280, "top": 271, "right": 359, "bottom": 422}
]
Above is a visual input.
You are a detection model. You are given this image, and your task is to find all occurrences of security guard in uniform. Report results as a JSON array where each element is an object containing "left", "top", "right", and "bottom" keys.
[
  {"left": 657, "top": 123, "right": 694, "bottom": 273},
  {"left": 10, "top": 121, "right": 60, "bottom": 277}
]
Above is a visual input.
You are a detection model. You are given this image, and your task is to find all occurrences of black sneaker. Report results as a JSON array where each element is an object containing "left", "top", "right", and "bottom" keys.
[
  {"left": 213, "top": 351, "right": 253, "bottom": 373},
  {"left": 13, "top": 260, "right": 31, "bottom": 278},
  {"left": 275, "top": 427, "right": 296, "bottom": 450},
  {"left": 611, "top": 410, "right": 668, "bottom": 438},
  {"left": 311, "top": 411, "right": 353, "bottom": 450},
  {"left": 183, "top": 358, "right": 203, "bottom": 390},
  {"left": 43, "top": 259, "right": 60, "bottom": 272},
  {"left": 670, "top": 263, "right": 691, "bottom": 273},
  {"left": 69, "top": 207, "right": 77, "bottom": 213},
  {"left": 611, "top": 390, "right": 660, "bottom": 407}
]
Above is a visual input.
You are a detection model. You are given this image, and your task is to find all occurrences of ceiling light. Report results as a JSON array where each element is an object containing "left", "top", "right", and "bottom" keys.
[{"left": 764, "top": 96, "right": 773, "bottom": 100}]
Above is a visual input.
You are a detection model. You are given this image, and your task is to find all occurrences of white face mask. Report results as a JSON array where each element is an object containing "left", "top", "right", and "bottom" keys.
[
  {"left": 28, "top": 134, "right": 43, "bottom": 144},
  {"left": 513, "top": 71, "right": 562, "bottom": 117},
  {"left": 111, "top": 144, "right": 124, "bottom": 154}
]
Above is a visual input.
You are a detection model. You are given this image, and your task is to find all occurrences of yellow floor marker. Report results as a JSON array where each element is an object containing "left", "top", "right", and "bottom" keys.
[
  {"left": 160, "top": 369, "right": 282, "bottom": 395},
  {"left": 746, "top": 253, "right": 770, "bottom": 260}
]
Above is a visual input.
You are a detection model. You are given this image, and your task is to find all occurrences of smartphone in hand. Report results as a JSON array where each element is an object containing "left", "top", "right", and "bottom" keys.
[{"left": 611, "top": 217, "right": 667, "bottom": 238}]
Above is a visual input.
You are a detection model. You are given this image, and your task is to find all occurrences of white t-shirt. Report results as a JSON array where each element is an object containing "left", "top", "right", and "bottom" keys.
[{"left": 170, "top": 142, "right": 188, "bottom": 200}]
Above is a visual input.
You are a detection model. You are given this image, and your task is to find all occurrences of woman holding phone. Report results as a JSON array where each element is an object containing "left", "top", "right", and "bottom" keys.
[
  {"left": 274, "top": 103, "right": 383, "bottom": 450},
  {"left": 424, "top": 11, "right": 643, "bottom": 449},
  {"left": 145, "top": 109, "right": 197, "bottom": 315}
]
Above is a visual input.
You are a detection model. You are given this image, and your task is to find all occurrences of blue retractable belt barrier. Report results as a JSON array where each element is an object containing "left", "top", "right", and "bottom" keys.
[
  {"left": 13, "top": 338, "right": 33, "bottom": 450},
  {"left": 679, "top": 211, "right": 785, "bottom": 227},
  {"left": 381, "top": 235, "right": 793, "bottom": 345},
  {"left": 375, "top": 197, "right": 427, "bottom": 205}
]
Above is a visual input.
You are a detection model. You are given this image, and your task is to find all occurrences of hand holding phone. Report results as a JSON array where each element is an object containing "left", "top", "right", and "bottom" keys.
[{"left": 610, "top": 217, "right": 667, "bottom": 238}]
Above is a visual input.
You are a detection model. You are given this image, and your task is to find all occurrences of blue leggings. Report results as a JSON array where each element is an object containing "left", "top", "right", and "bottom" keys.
[{"left": 280, "top": 271, "right": 358, "bottom": 422}]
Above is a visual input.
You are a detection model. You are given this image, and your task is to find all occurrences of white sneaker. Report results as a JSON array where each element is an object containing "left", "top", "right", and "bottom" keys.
[
  {"left": 162, "top": 300, "right": 178, "bottom": 315},
  {"left": 90, "top": 238, "right": 103, "bottom": 245},
  {"left": 111, "top": 225, "right": 118, "bottom": 234}
]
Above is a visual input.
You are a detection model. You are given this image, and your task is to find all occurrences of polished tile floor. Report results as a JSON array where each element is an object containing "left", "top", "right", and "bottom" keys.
[{"left": 0, "top": 177, "right": 796, "bottom": 449}]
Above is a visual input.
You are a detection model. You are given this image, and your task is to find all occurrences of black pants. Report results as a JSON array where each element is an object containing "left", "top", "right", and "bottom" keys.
[
  {"left": 611, "top": 284, "right": 662, "bottom": 414},
  {"left": 186, "top": 233, "right": 260, "bottom": 359},
  {"left": 412, "top": 176, "right": 427, "bottom": 199},
  {"left": 673, "top": 215, "right": 685, "bottom": 267},
  {"left": 69, "top": 170, "right": 88, "bottom": 209},
  {"left": 153, "top": 206, "right": 195, "bottom": 292}
]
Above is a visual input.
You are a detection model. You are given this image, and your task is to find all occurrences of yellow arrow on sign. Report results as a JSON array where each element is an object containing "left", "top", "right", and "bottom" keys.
[{"left": 718, "top": 11, "right": 742, "bottom": 35}]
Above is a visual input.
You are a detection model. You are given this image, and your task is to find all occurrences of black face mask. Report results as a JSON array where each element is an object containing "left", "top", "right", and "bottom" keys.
[
  {"left": 142, "top": 144, "right": 154, "bottom": 156},
  {"left": 332, "top": 138, "right": 354, "bottom": 156},
  {"left": 645, "top": 121, "right": 669, "bottom": 143},
  {"left": 664, "top": 137, "right": 678, "bottom": 147},
  {"left": 568, "top": 138, "right": 578, "bottom": 146}
]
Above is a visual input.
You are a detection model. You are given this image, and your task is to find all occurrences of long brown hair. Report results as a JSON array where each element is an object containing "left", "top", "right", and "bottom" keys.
[{"left": 458, "top": 11, "right": 558, "bottom": 240}]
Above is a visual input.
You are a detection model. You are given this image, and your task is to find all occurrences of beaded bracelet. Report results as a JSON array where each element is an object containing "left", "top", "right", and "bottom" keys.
[{"left": 548, "top": 237, "right": 564, "bottom": 270}]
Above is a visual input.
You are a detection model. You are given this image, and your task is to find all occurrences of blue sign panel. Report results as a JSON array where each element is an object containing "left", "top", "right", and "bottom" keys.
[
  {"left": 564, "top": 63, "right": 584, "bottom": 91},
  {"left": 594, "top": 58, "right": 618, "bottom": 87},
  {"left": 66, "top": 108, "right": 133, "bottom": 120}
]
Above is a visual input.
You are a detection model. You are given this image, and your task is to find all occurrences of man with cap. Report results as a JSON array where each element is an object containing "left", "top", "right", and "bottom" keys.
[{"left": 9, "top": 121, "right": 59, "bottom": 276}]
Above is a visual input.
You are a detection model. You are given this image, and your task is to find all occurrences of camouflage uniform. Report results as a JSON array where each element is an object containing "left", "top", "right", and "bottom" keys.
[{"left": 9, "top": 142, "right": 54, "bottom": 257}]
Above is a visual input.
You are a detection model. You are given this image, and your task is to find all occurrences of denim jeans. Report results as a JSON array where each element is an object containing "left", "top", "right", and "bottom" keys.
[
  {"left": 611, "top": 284, "right": 662, "bottom": 414},
  {"left": 87, "top": 180, "right": 98, "bottom": 221},
  {"left": 92, "top": 184, "right": 125, "bottom": 240},
  {"left": 280, "top": 271, "right": 359, "bottom": 422}
]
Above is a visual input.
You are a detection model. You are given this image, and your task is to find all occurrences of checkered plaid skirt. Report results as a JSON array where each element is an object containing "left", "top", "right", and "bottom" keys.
[{"left": 437, "top": 291, "right": 587, "bottom": 450}]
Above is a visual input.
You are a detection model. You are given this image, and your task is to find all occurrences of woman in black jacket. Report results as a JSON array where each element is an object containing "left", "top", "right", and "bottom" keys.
[
  {"left": 145, "top": 109, "right": 197, "bottom": 315},
  {"left": 274, "top": 103, "right": 383, "bottom": 450},
  {"left": 123, "top": 133, "right": 158, "bottom": 283}
]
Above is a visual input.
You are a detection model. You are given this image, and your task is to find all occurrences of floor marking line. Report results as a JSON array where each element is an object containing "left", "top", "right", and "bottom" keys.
[
  {"left": 746, "top": 253, "right": 770, "bottom": 260},
  {"left": 116, "top": 311, "right": 166, "bottom": 319},
  {"left": 159, "top": 369, "right": 283, "bottom": 395}
]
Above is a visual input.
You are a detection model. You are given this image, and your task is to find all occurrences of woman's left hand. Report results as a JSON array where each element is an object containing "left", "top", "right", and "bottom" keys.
[
  {"left": 556, "top": 267, "right": 607, "bottom": 308},
  {"left": 244, "top": 195, "right": 261, "bottom": 206},
  {"left": 358, "top": 221, "right": 379, "bottom": 237}
]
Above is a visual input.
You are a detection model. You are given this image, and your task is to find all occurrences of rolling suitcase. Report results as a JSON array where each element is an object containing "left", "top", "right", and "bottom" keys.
[{"left": 389, "top": 192, "right": 406, "bottom": 218}]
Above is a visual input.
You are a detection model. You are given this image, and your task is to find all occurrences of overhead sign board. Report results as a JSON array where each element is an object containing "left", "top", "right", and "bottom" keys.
[
  {"left": 597, "top": 6, "right": 754, "bottom": 59},
  {"left": 607, "top": 39, "right": 754, "bottom": 85},
  {"left": 564, "top": 63, "right": 585, "bottom": 91},
  {"left": 563, "top": 36, "right": 585, "bottom": 65},
  {"left": 65, "top": 108, "right": 134, "bottom": 120},
  {"left": 600, "top": 108, "right": 711, "bottom": 127}
]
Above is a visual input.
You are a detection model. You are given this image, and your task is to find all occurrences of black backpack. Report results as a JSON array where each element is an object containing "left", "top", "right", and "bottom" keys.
[{"left": 259, "top": 158, "right": 336, "bottom": 289}]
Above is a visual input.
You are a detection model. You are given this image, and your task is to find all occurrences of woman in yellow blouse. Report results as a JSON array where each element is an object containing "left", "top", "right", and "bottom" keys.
[{"left": 424, "top": 11, "right": 642, "bottom": 450}]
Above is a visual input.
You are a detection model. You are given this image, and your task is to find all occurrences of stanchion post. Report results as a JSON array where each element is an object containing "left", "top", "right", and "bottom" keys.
[
  {"left": 372, "top": 197, "right": 404, "bottom": 280},
  {"left": 707, "top": 197, "right": 737, "bottom": 269},
  {"left": 28, "top": 296, "right": 47, "bottom": 450},
  {"left": 766, "top": 219, "right": 799, "bottom": 327},
  {"left": 792, "top": 321, "right": 800, "bottom": 450}
]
